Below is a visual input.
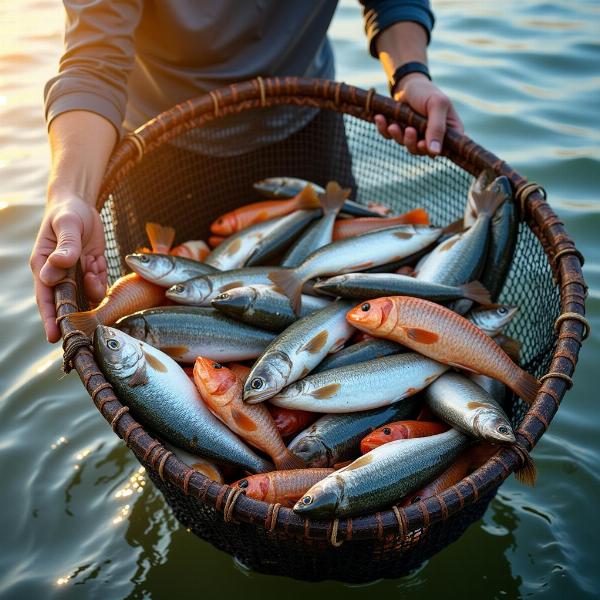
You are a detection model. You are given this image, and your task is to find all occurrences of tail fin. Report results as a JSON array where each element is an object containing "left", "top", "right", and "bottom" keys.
[
  {"left": 296, "top": 184, "right": 322, "bottom": 210},
  {"left": 495, "top": 334, "right": 521, "bottom": 363},
  {"left": 514, "top": 450, "right": 537, "bottom": 486},
  {"left": 320, "top": 181, "right": 351, "bottom": 216},
  {"left": 146, "top": 222, "right": 175, "bottom": 254},
  {"left": 460, "top": 281, "right": 492, "bottom": 305},
  {"left": 67, "top": 309, "right": 101, "bottom": 338},
  {"left": 403, "top": 208, "right": 430, "bottom": 225},
  {"left": 471, "top": 177, "right": 510, "bottom": 219},
  {"left": 269, "top": 269, "right": 305, "bottom": 315},
  {"left": 514, "top": 370, "right": 541, "bottom": 406},
  {"left": 275, "top": 449, "right": 307, "bottom": 471}
]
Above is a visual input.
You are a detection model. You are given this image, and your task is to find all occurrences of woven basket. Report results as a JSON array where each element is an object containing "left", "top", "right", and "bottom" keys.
[{"left": 55, "top": 77, "right": 588, "bottom": 583}]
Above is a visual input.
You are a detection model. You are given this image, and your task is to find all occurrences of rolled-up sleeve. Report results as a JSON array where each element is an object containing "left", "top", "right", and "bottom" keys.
[
  {"left": 44, "top": 0, "right": 143, "bottom": 133},
  {"left": 359, "top": 0, "right": 435, "bottom": 57}
]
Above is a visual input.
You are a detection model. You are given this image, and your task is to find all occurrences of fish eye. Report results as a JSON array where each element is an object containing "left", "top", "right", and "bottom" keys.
[
  {"left": 250, "top": 377, "right": 264, "bottom": 390},
  {"left": 107, "top": 339, "right": 120, "bottom": 350},
  {"left": 361, "top": 303, "right": 371, "bottom": 312},
  {"left": 498, "top": 425, "right": 510, "bottom": 435},
  {"left": 238, "top": 479, "right": 248, "bottom": 489},
  {"left": 383, "top": 427, "right": 392, "bottom": 435},
  {"left": 139, "top": 254, "right": 149, "bottom": 263},
  {"left": 213, "top": 363, "right": 222, "bottom": 369},
  {"left": 174, "top": 284, "right": 185, "bottom": 293},
  {"left": 301, "top": 495, "right": 313, "bottom": 505},
  {"left": 498, "top": 307, "right": 508, "bottom": 315},
  {"left": 218, "top": 293, "right": 230, "bottom": 300}
]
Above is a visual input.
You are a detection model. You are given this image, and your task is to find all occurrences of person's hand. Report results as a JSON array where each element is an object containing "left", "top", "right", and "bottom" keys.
[
  {"left": 30, "top": 195, "right": 107, "bottom": 343},
  {"left": 375, "top": 73, "right": 464, "bottom": 157}
]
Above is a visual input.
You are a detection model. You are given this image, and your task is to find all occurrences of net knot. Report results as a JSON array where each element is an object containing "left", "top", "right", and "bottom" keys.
[
  {"left": 223, "top": 487, "right": 245, "bottom": 523},
  {"left": 539, "top": 371, "right": 574, "bottom": 389},
  {"left": 554, "top": 311, "right": 590, "bottom": 341},
  {"left": 515, "top": 181, "right": 546, "bottom": 219},
  {"left": 62, "top": 329, "right": 93, "bottom": 374},
  {"left": 330, "top": 518, "right": 344, "bottom": 547},
  {"left": 553, "top": 247, "right": 585, "bottom": 267}
]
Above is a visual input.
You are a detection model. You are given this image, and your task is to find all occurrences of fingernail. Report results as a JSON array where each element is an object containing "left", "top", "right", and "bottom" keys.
[{"left": 430, "top": 141, "right": 441, "bottom": 154}]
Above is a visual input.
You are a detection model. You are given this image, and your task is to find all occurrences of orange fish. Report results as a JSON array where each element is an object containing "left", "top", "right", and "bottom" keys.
[
  {"left": 332, "top": 208, "right": 430, "bottom": 241},
  {"left": 266, "top": 405, "right": 318, "bottom": 438},
  {"left": 346, "top": 297, "right": 541, "bottom": 406},
  {"left": 360, "top": 420, "right": 450, "bottom": 453},
  {"left": 210, "top": 185, "right": 321, "bottom": 236},
  {"left": 232, "top": 468, "right": 334, "bottom": 507},
  {"left": 208, "top": 235, "right": 226, "bottom": 248},
  {"left": 193, "top": 358, "right": 305, "bottom": 470},
  {"left": 171, "top": 240, "right": 210, "bottom": 262},
  {"left": 67, "top": 273, "right": 165, "bottom": 337}
]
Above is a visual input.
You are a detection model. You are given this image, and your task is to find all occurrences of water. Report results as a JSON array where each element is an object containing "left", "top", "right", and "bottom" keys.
[{"left": 0, "top": 1, "right": 598, "bottom": 598}]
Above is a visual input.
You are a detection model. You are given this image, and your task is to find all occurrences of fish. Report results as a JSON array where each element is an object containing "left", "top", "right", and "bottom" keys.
[
  {"left": 93, "top": 326, "right": 272, "bottom": 473},
  {"left": 67, "top": 273, "right": 165, "bottom": 337},
  {"left": 269, "top": 225, "right": 443, "bottom": 315},
  {"left": 243, "top": 301, "right": 356, "bottom": 404},
  {"left": 145, "top": 222, "right": 175, "bottom": 254},
  {"left": 171, "top": 240, "right": 211, "bottom": 262},
  {"left": 210, "top": 184, "right": 321, "bottom": 236},
  {"left": 346, "top": 297, "right": 541, "bottom": 405},
  {"left": 288, "top": 398, "right": 420, "bottom": 467},
  {"left": 313, "top": 338, "right": 404, "bottom": 374},
  {"left": 466, "top": 305, "right": 519, "bottom": 337},
  {"left": 266, "top": 405, "right": 318, "bottom": 438},
  {"left": 332, "top": 209, "right": 430, "bottom": 240},
  {"left": 464, "top": 169, "right": 496, "bottom": 228},
  {"left": 116, "top": 306, "right": 275, "bottom": 363},
  {"left": 193, "top": 358, "right": 305, "bottom": 470},
  {"left": 293, "top": 429, "right": 470, "bottom": 518},
  {"left": 424, "top": 372, "right": 516, "bottom": 443},
  {"left": 210, "top": 284, "right": 330, "bottom": 332},
  {"left": 163, "top": 442, "right": 224, "bottom": 483},
  {"left": 165, "top": 267, "right": 286, "bottom": 306},
  {"left": 204, "top": 209, "right": 320, "bottom": 270},
  {"left": 314, "top": 273, "right": 491, "bottom": 305},
  {"left": 269, "top": 352, "right": 448, "bottom": 413},
  {"left": 208, "top": 235, "right": 226, "bottom": 248},
  {"left": 125, "top": 253, "right": 217, "bottom": 287},
  {"left": 281, "top": 181, "right": 350, "bottom": 267},
  {"left": 232, "top": 469, "right": 334, "bottom": 508},
  {"left": 360, "top": 420, "right": 450, "bottom": 453}
]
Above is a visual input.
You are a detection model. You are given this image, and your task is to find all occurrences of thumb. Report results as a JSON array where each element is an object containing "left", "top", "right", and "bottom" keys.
[
  {"left": 425, "top": 94, "right": 450, "bottom": 156},
  {"left": 47, "top": 214, "right": 83, "bottom": 269}
]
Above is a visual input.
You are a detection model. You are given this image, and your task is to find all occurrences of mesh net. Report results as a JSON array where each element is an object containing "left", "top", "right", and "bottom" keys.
[{"left": 99, "top": 105, "right": 560, "bottom": 580}]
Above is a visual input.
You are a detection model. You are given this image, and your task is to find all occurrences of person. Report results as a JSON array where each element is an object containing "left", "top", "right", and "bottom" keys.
[{"left": 31, "top": 1, "right": 463, "bottom": 343}]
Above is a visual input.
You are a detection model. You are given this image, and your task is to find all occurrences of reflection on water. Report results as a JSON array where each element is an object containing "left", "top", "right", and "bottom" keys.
[{"left": 0, "top": 0, "right": 599, "bottom": 598}]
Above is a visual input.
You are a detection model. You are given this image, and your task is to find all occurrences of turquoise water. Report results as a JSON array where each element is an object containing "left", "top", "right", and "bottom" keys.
[{"left": 1, "top": 1, "right": 599, "bottom": 598}]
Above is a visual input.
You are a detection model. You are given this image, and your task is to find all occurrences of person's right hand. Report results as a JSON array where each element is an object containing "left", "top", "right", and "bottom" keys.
[{"left": 30, "top": 195, "right": 107, "bottom": 343}]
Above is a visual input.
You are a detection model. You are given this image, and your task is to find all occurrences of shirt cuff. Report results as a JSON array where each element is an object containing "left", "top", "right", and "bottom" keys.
[
  {"left": 363, "top": 1, "right": 435, "bottom": 58},
  {"left": 45, "top": 91, "right": 124, "bottom": 136}
]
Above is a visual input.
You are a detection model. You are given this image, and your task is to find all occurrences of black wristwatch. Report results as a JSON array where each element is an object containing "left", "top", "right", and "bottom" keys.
[{"left": 389, "top": 62, "right": 431, "bottom": 96}]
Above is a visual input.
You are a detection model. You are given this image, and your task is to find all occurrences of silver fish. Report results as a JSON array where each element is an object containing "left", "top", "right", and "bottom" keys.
[
  {"left": 125, "top": 253, "right": 217, "bottom": 287},
  {"left": 464, "top": 169, "right": 496, "bottom": 228},
  {"left": 313, "top": 338, "right": 404, "bottom": 374},
  {"left": 424, "top": 372, "right": 515, "bottom": 443},
  {"left": 93, "top": 326, "right": 272, "bottom": 473},
  {"left": 270, "top": 353, "right": 448, "bottom": 413},
  {"left": 243, "top": 301, "right": 356, "bottom": 404},
  {"left": 293, "top": 429, "right": 469, "bottom": 518},
  {"left": 467, "top": 305, "right": 518, "bottom": 337}
]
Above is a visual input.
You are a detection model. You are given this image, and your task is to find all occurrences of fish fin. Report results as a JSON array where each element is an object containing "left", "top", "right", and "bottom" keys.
[
  {"left": 405, "top": 327, "right": 439, "bottom": 344},
  {"left": 404, "top": 208, "right": 430, "bottom": 225},
  {"left": 300, "top": 330, "right": 329, "bottom": 354},
  {"left": 514, "top": 450, "right": 537, "bottom": 486},
  {"left": 514, "top": 370, "right": 541, "bottom": 406},
  {"left": 143, "top": 350, "right": 168, "bottom": 372},
  {"left": 309, "top": 383, "right": 341, "bottom": 399},
  {"left": 135, "top": 246, "right": 151, "bottom": 254},
  {"left": 67, "top": 310, "right": 100, "bottom": 338},
  {"left": 319, "top": 181, "right": 350, "bottom": 216},
  {"left": 471, "top": 180, "right": 508, "bottom": 219},
  {"left": 231, "top": 407, "right": 258, "bottom": 432},
  {"left": 268, "top": 269, "right": 304, "bottom": 315},
  {"left": 296, "top": 184, "right": 322, "bottom": 209},
  {"left": 127, "top": 361, "right": 148, "bottom": 387},
  {"left": 460, "top": 281, "right": 492, "bottom": 305},
  {"left": 274, "top": 450, "right": 306, "bottom": 471},
  {"left": 146, "top": 222, "right": 175, "bottom": 253},
  {"left": 495, "top": 335, "right": 521, "bottom": 363},
  {"left": 442, "top": 218, "right": 465, "bottom": 236},
  {"left": 161, "top": 345, "right": 189, "bottom": 359},
  {"left": 333, "top": 460, "right": 353, "bottom": 469}
]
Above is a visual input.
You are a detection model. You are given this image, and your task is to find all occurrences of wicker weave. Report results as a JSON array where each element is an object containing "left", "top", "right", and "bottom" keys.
[{"left": 55, "top": 78, "right": 587, "bottom": 582}]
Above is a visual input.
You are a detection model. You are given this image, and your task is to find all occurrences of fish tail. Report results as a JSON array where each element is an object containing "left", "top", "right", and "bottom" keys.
[
  {"left": 146, "top": 222, "right": 175, "bottom": 253},
  {"left": 496, "top": 335, "right": 521, "bottom": 363},
  {"left": 296, "top": 184, "right": 322, "bottom": 209},
  {"left": 514, "top": 449, "right": 537, "bottom": 486},
  {"left": 67, "top": 309, "right": 101, "bottom": 338},
  {"left": 275, "top": 449, "right": 307, "bottom": 470},
  {"left": 269, "top": 269, "right": 304, "bottom": 315},
  {"left": 514, "top": 370, "right": 541, "bottom": 406},
  {"left": 404, "top": 208, "right": 430, "bottom": 225},
  {"left": 471, "top": 182, "right": 507, "bottom": 218},
  {"left": 319, "top": 181, "right": 351, "bottom": 216},
  {"left": 460, "top": 281, "right": 492, "bottom": 305}
]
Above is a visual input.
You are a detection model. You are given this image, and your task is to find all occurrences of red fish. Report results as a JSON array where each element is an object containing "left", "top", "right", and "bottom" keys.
[
  {"left": 266, "top": 405, "right": 318, "bottom": 438},
  {"left": 332, "top": 208, "right": 430, "bottom": 241},
  {"left": 171, "top": 240, "right": 210, "bottom": 262},
  {"left": 360, "top": 420, "right": 449, "bottom": 453}
]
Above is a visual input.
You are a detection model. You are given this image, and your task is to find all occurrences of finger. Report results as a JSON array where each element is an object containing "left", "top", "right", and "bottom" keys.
[
  {"left": 387, "top": 123, "right": 404, "bottom": 145},
  {"left": 47, "top": 214, "right": 82, "bottom": 269},
  {"left": 447, "top": 105, "right": 465, "bottom": 134},
  {"left": 39, "top": 261, "right": 69, "bottom": 286},
  {"left": 417, "top": 140, "right": 430, "bottom": 156},
  {"left": 374, "top": 115, "right": 392, "bottom": 139},
  {"left": 404, "top": 127, "right": 419, "bottom": 155},
  {"left": 34, "top": 277, "right": 60, "bottom": 343},
  {"left": 83, "top": 271, "right": 106, "bottom": 302},
  {"left": 425, "top": 95, "right": 450, "bottom": 155}
]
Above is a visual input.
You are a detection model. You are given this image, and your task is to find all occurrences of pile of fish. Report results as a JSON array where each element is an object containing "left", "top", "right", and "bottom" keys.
[{"left": 70, "top": 173, "right": 538, "bottom": 520}]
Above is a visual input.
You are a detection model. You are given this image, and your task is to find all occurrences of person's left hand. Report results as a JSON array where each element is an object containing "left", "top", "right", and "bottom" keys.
[{"left": 374, "top": 73, "right": 464, "bottom": 157}]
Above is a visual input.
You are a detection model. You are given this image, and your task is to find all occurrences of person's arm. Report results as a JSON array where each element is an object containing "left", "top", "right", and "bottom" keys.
[{"left": 30, "top": 111, "right": 116, "bottom": 343}]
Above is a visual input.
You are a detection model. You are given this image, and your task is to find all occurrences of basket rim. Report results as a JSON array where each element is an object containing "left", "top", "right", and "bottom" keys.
[{"left": 55, "top": 77, "right": 588, "bottom": 545}]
